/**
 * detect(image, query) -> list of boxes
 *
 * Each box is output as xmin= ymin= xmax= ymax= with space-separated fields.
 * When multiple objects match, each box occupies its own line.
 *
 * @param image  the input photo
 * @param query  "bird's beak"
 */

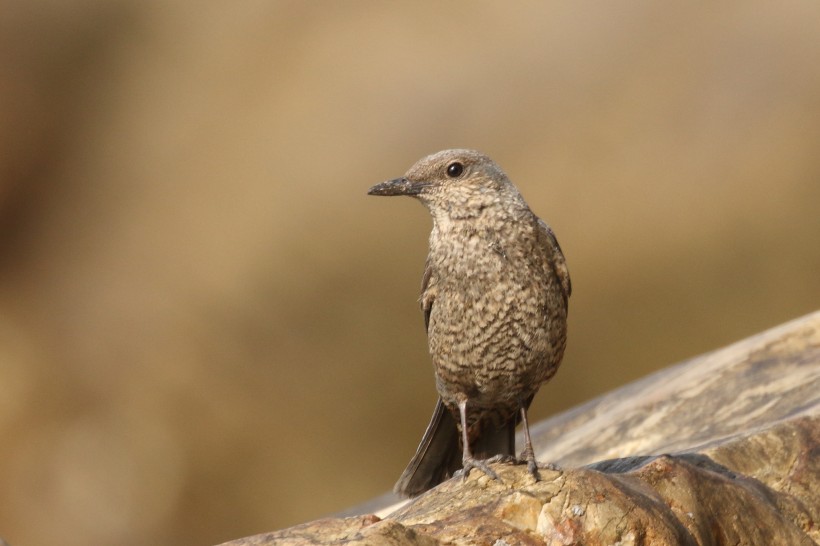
xmin=367 ymin=177 xmax=426 ymax=196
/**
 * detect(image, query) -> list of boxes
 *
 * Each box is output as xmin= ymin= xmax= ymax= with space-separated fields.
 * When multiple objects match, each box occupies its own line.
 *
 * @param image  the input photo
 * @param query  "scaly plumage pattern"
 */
xmin=368 ymin=149 xmax=570 ymax=497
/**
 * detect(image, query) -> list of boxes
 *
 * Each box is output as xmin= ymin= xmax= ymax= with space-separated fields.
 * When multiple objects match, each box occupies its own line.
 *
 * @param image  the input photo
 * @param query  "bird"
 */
xmin=368 ymin=149 xmax=571 ymax=497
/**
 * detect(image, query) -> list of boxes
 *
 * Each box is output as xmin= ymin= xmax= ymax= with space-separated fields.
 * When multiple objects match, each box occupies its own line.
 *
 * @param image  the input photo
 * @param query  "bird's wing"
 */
xmin=538 ymin=219 xmax=572 ymax=304
xmin=421 ymin=256 xmax=436 ymax=333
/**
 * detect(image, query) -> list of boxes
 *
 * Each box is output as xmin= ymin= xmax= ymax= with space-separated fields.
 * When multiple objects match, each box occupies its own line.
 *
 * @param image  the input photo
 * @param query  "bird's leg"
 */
xmin=519 ymin=404 xmax=540 ymax=479
xmin=518 ymin=402 xmax=558 ymax=481
xmin=454 ymin=399 xmax=501 ymax=483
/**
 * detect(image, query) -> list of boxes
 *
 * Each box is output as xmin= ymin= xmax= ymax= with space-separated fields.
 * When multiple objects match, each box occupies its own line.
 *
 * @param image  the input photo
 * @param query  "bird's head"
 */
xmin=368 ymin=149 xmax=524 ymax=220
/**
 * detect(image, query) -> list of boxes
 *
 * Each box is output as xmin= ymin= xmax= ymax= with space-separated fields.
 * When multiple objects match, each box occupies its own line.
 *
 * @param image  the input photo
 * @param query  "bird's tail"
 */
xmin=394 ymin=398 xmax=516 ymax=497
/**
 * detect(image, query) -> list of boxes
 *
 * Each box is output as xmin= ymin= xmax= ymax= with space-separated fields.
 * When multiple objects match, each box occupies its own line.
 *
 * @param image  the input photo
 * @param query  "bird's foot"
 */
xmin=516 ymin=446 xmax=560 ymax=482
xmin=454 ymin=456 xmax=501 ymax=483
xmin=526 ymin=459 xmax=560 ymax=480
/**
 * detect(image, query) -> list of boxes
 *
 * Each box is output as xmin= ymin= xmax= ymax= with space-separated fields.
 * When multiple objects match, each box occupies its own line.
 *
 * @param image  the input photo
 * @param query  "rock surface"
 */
xmin=220 ymin=311 xmax=820 ymax=545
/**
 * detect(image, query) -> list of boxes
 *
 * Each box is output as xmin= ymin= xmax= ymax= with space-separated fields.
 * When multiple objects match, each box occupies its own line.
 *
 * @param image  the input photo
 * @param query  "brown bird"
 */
xmin=368 ymin=149 xmax=571 ymax=497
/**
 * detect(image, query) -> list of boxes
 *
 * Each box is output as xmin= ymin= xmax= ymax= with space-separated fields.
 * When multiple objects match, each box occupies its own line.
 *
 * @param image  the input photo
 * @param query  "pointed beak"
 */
xmin=367 ymin=177 xmax=426 ymax=196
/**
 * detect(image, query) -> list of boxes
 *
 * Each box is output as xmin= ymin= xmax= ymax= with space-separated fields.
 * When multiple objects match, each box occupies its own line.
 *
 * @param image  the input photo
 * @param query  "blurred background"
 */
xmin=1 ymin=1 xmax=819 ymax=545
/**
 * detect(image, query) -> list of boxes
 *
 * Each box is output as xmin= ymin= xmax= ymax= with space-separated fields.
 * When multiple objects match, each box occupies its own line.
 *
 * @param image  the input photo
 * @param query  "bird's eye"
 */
xmin=446 ymin=162 xmax=464 ymax=178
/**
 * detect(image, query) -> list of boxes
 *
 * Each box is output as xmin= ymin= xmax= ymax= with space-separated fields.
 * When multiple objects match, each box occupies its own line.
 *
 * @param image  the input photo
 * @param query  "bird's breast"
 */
xmin=424 ymin=228 xmax=565 ymax=407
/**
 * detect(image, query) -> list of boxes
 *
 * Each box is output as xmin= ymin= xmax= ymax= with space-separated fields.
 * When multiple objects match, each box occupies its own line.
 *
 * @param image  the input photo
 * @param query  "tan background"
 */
xmin=1 ymin=2 xmax=819 ymax=545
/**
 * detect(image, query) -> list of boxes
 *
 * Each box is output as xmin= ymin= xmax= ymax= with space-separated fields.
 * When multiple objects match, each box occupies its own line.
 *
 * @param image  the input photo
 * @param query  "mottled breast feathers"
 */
xmin=420 ymin=215 xmax=570 ymax=335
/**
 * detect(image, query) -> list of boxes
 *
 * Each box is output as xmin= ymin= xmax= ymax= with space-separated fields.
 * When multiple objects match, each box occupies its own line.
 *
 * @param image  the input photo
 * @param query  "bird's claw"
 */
xmin=531 ymin=460 xmax=560 ymax=471
xmin=515 ymin=448 xmax=560 ymax=482
xmin=455 ymin=456 xmax=501 ymax=483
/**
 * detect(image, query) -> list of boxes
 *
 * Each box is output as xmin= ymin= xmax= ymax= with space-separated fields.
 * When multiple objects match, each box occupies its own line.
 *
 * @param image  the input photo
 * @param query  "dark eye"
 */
xmin=446 ymin=162 xmax=464 ymax=178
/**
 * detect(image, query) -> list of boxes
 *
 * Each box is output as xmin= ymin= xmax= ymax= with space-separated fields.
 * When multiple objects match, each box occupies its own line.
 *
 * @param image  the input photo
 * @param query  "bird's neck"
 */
xmin=429 ymin=205 xmax=529 ymax=256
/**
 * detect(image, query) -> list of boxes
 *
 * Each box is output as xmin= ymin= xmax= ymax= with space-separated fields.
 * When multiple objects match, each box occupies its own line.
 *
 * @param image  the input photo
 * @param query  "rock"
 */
xmin=219 ymin=311 xmax=820 ymax=545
